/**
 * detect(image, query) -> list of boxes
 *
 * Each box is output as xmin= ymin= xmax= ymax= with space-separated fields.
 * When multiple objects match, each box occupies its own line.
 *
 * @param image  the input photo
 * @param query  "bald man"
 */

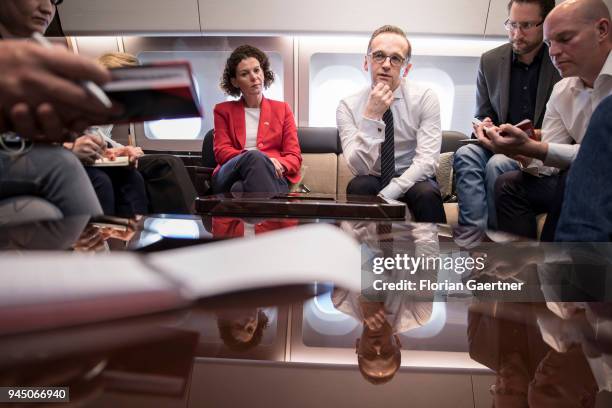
xmin=473 ymin=0 xmax=612 ymax=240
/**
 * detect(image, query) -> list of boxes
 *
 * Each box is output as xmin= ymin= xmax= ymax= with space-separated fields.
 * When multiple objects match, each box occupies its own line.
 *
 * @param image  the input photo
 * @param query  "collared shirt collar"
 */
xmin=393 ymin=79 xmax=406 ymax=100
xmin=596 ymin=49 xmax=612 ymax=82
xmin=571 ymin=50 xmax=612 ymax=92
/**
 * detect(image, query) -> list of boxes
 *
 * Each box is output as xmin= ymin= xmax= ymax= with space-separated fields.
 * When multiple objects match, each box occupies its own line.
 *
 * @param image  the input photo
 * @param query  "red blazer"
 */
xmin=213 ymin=97 xmax=302 ymax=184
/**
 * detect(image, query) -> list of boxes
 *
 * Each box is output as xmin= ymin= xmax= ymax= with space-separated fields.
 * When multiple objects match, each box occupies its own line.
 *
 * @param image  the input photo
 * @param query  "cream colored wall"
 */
xmin=60 ymin=0 xmax=492 ymax=37
xmin=190 ymin=359 xmax=488 ymax=408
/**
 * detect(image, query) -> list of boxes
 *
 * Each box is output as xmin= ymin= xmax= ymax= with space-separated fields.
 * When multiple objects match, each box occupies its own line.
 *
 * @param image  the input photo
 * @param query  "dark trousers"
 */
xmin=85 ymin=166 xmax=148 ymax=217
xmin=138 ymin=154 xmax=197 ymax=214
xmin=212 ymin=150 xmax=288 ymax=194
xmin=346 ymin=175 xmax=446 ymax=223
xmin=495 ymin=170 xmax=568 ymax=241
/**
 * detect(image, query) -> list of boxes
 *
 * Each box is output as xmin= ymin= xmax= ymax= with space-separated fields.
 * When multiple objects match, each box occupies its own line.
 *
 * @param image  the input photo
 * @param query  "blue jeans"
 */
xmin=556 ymin=94 xmax=612 ymax=242
xmin=453 ymin=144 xmax=519 ymax=229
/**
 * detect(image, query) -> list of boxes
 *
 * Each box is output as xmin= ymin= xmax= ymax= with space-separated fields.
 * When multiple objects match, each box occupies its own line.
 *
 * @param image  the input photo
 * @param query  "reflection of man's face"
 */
xmin=356 ymin=321 xmax=401 ymax=381
xmin=0 ymin=0 xmax=56 ymax=37
xmin=365 ymin=32 xmax=409 ymax=91
xmin=492 ymin=352 xmax=530 ymax=408
xmin=528 ymin=348 xmax=597 ymax=408
xmin=508 ymin=2 xmax=544 ymax=56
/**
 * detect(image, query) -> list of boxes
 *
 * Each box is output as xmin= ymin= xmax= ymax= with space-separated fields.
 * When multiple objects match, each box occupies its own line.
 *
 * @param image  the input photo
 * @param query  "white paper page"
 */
xmin=103 ymin=65 xmax=192 ymax=92
xmin=148 ymin=224 xmax=362 ymax=299
xmin=0 ymin=253 xmax=176 ymax=306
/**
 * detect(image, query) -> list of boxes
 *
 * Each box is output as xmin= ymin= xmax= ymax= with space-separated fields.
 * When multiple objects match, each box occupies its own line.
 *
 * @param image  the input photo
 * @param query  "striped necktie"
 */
xmin=381 ymin=108 xmax=395 ymax=188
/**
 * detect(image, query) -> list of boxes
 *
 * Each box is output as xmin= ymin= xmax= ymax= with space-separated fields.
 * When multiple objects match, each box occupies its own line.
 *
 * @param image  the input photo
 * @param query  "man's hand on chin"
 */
xmin=364 ymin=82 xmax=393 ymax=121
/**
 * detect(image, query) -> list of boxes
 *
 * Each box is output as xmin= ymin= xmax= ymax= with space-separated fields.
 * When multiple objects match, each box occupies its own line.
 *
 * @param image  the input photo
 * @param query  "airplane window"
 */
xmin=309 ymin=54 xmax=369 ymax=127
xmin=138 ymin=51 xmax=284 ymax=140
xmin=308 ymin=53 xmax=480 ymax=135
xmin=409 ymin=67 xmax=454 ymax=131
xmin=143 ymin=217 xmax=206 ymax=239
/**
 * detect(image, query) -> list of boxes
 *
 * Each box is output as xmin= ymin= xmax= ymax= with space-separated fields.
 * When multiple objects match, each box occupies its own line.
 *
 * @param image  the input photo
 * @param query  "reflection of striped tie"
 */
xmin=381 ymin=108 xmax=395 ymax=188
xmin=377 ymin=222 xmax=394 ymax=257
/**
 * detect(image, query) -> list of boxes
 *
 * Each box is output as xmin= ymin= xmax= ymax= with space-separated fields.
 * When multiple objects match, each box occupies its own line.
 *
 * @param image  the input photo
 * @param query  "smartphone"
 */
xmin=515 ymin=119 xmax=536 ymax=140
xmin=501 ymin=119 xmax=536 ymax=139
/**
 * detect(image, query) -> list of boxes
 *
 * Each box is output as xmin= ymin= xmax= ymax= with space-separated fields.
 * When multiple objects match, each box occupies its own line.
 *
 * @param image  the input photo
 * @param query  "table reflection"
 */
xmin=1 ymin=215 xmax=612 ymax=405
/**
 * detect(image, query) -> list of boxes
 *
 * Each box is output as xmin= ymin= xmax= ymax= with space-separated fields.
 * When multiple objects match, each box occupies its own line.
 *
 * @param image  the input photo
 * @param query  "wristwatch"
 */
xmin=0 ymin=131 xmax=28 ymax=155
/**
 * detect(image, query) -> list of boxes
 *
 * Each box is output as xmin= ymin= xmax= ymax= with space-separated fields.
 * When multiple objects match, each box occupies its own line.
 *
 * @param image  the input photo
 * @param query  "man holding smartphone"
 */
xmin=476 ymin=0 xmax=612 ymax=240
xmin=453 ymin=0 xmax=560 ymax=230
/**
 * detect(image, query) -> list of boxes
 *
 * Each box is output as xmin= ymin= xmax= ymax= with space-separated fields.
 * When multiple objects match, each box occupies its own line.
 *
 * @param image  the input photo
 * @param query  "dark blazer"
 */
xmin=475 ymin=43 xmax=561 ymax=128
xmin=213 ymin=97 xmax=302 ymax=184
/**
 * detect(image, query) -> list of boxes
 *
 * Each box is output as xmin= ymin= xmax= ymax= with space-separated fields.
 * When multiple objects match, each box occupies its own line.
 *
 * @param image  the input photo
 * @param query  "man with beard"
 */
xmin=453 ymin=0 xmax=560 ymax=230
xmin=484 ymin=0 xmax=612 ymax=241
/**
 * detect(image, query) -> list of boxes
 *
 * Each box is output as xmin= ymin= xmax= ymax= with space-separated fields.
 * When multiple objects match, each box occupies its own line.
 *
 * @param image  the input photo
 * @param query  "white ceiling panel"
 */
xmin=58 ymin=0 xmax=201 ymax=35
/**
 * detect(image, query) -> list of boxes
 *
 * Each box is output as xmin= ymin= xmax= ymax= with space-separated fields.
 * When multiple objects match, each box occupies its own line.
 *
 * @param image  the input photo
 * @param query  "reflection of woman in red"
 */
xmin=212 ymin=45 xmax=302 ymax=193
xmin=212 ymin=217 xmax=299 ymax=239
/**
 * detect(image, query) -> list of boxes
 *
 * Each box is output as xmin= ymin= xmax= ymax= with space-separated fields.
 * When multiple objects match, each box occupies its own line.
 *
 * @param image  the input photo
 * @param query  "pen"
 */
xmin=89 ymin=126 xmax=122 ymax=148
xmin=31 ymin=32 xmax=113 ymax=109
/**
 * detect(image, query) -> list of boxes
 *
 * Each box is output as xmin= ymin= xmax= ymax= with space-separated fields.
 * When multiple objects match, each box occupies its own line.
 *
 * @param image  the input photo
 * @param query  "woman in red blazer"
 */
xmin=212 ymin=45 xmax=302 ymax=193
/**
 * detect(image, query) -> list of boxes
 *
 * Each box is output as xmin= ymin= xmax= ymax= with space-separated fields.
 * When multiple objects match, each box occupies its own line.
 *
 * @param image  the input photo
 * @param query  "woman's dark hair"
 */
xmin=220 ymin=45 xmax=275 ymax=97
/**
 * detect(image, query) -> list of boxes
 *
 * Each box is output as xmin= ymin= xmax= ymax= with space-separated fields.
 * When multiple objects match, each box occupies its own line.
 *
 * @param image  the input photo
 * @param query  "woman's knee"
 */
xmin=240 ymin=150 xmax=270 ymax=168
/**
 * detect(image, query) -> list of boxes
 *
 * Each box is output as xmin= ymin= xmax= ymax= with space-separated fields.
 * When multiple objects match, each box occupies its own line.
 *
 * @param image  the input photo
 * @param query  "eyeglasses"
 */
xmin=51 ymin=0 xmax=63 ymax=5
xmin=504 ymin=18 xmax=543 ymax=32
xmin=356 ymin=334 xmax=402 ymax=359
xmin=368 ymin=51 xmax=408 ymax=67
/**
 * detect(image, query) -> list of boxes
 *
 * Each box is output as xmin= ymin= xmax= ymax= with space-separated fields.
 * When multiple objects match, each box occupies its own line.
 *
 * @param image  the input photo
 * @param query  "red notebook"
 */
xmin=102 ymin=61 xmax=202 ymax=124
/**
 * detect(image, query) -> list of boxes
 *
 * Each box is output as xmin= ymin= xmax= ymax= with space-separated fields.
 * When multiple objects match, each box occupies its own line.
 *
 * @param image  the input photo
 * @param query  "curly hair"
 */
xmin=220 ymin=45 xmax=275 ymax=97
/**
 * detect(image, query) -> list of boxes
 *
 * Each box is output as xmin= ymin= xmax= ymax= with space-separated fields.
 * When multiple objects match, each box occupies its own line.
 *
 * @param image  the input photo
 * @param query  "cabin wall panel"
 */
xmin=485 ymin=0 xmax=510 ymax=37
xmin=199 ymin=0 xmax=490 ymax=36
xmin=485 ymin=0 xmax=570 ymax=38
xmin=58 ymin=0 xmax=201 ymax=35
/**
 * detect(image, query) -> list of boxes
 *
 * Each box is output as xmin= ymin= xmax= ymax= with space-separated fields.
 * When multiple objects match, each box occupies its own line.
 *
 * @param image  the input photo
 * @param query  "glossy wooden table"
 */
xmin=195 ymin=193 xmax=406 ymax=220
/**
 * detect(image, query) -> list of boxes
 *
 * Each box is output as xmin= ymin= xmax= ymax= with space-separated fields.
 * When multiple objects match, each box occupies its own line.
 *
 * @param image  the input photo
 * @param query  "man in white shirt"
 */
xmin=474 ymin=0 xmax=612 ymax=240
xmin=336 ymin=25 xmax=446 ymax=223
